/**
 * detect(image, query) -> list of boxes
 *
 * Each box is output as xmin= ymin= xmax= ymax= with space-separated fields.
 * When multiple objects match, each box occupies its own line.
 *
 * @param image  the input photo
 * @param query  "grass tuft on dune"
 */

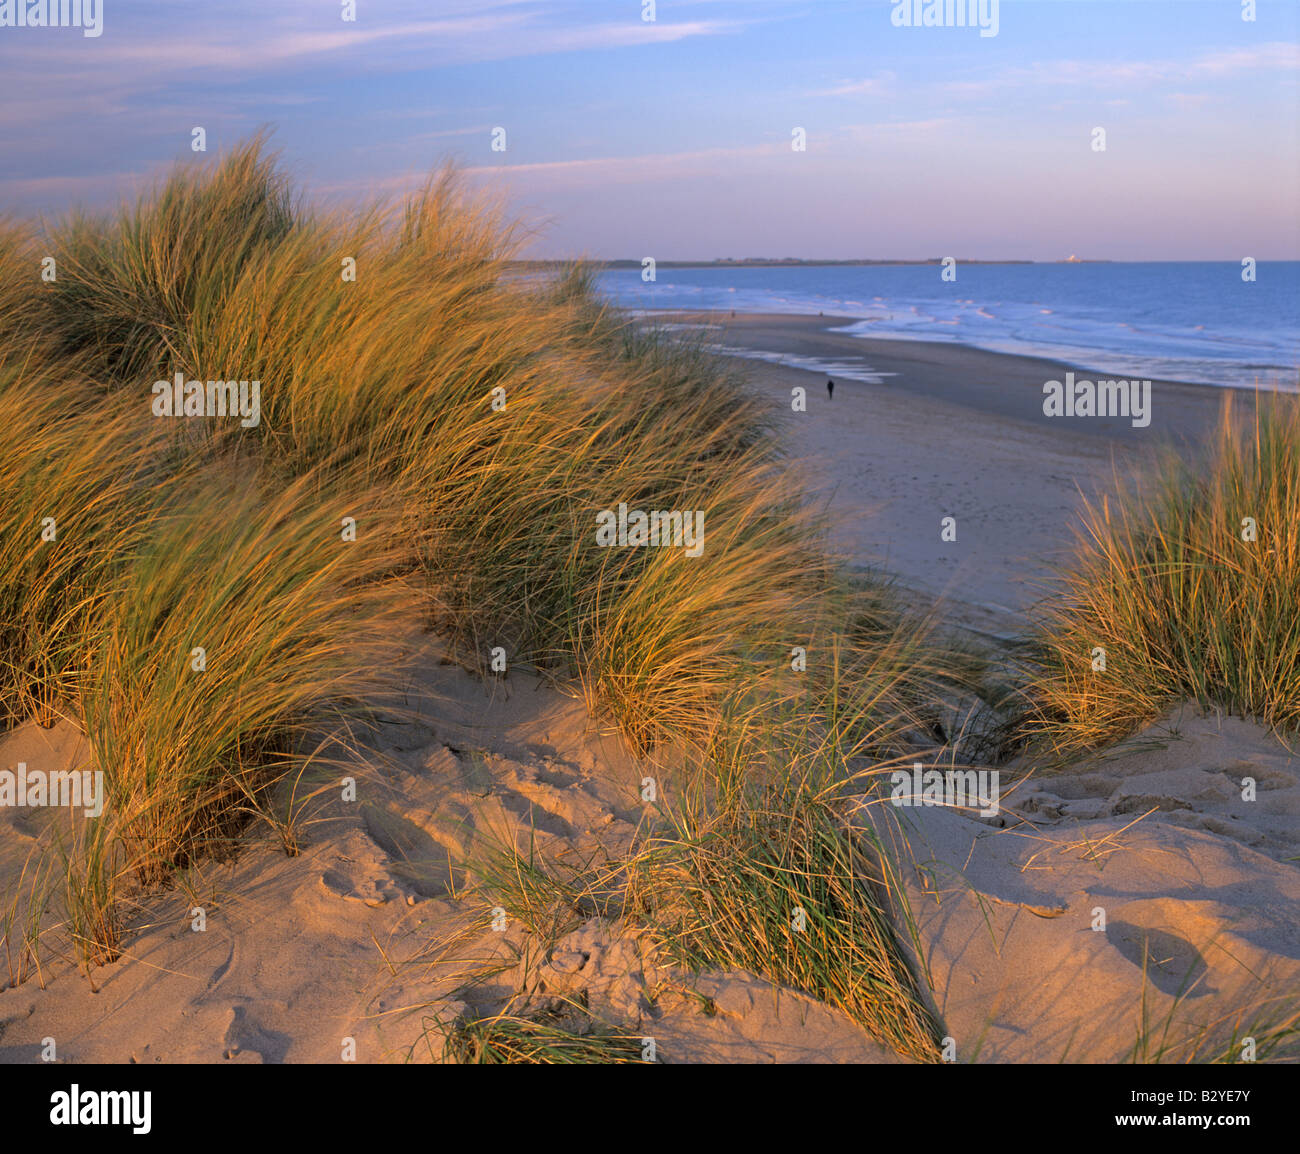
xmin=1026 ymin=396 xmax=1300 ymax=754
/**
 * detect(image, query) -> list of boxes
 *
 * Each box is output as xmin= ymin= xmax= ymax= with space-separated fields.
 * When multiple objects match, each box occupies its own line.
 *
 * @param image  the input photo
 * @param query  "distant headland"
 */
xmin=510 ymin=257 xmax=1113 ymax=269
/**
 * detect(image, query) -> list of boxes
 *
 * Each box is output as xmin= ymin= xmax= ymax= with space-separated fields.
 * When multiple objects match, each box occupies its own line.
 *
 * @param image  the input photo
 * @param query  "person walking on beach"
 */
xmin=827 ymin=377 xmax=834 ymax=400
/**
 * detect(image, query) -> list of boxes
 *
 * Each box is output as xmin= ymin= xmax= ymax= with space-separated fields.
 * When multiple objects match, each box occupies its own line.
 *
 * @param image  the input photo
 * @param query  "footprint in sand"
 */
xmin=222 ymin=1004 xmax=291 ymax=1063
xmin=319 ymin=862 xmax=401 ymax=907
xmin=1105 ymin=922 xmax=1213 ymax=998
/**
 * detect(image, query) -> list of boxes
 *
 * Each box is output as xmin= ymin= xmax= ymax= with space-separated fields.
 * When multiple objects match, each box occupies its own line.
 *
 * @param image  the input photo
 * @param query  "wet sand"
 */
xmin=648 ymin=311 xmax=1239 ymax=634
xmin=657 ymin=310 xmax=1230 ymax=443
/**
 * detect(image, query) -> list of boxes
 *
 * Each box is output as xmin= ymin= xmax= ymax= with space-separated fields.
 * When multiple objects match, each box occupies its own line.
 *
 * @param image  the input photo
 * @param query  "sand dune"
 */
xmin=2 ymin=319 xmax=1295 ymax=1064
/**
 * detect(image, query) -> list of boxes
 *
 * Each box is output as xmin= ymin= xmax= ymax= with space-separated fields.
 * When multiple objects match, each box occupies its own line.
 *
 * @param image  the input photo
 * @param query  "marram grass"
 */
xmin=1026 ymin=396 xmax=1300 ymax=754
xmin=628 ymin=697 xmax=948 ymax=1065
xmin=78 ymin=463 xmax=406 ymax=883
xmin=433 ymin=1005 xmax=647 ymax=1065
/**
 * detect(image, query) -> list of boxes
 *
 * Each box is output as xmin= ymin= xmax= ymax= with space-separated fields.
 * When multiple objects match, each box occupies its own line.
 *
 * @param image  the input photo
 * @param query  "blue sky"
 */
xmin=1 ymin=0 xmax=1296 ymax=259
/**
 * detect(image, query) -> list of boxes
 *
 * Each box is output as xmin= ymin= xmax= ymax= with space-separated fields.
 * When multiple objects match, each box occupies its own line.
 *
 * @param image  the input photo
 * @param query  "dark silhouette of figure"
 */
xmin=827 ymin=377 xmax=834 ymax=400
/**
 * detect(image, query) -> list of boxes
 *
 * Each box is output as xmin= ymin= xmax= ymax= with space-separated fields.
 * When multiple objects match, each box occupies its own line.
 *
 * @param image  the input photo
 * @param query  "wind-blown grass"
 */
xmin=0 ymin=138 xmax=972 ymax=1052
xmin=1025 ymin=396 xmax=1300 ymax=753
xmin=626 ymin=639 xmax=951 ymax=1065
xmin=41 ymin=132 xmax=295 ymax=385
xmin=0 ymin=376 xmax=165 ymax=728
xmin=79 ymin=465 xmax=405 ymax=884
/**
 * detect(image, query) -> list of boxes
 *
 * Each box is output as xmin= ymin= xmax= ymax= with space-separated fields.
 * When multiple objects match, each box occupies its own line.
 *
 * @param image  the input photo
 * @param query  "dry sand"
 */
xmin=866 ymin=705 xmax=1300 ymax=1063
xmin=0 ymin=630 xmax=899 ymax=1064
xmin=1 ymin=315 xmax=1295 ymax=1064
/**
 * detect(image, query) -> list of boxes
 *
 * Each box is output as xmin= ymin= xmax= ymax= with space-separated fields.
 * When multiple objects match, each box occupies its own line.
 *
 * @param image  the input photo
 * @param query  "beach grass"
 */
xmin=40 ymin=132 xmax=296 ymax=387
xmin=432 ymin=1003 xmax=648 ymax=1064
xmin=0 ymin=845 xmax=52 ymax=991
xmin=628 ymin=698 xmax=947 ymax=1064
xmin=0 ymin=379 xmax=162 ymax=729
xmin=78 ymin=465 xmax=405 ymax=886
xmin=1026 ymin=396 xmax=1300 ymax=754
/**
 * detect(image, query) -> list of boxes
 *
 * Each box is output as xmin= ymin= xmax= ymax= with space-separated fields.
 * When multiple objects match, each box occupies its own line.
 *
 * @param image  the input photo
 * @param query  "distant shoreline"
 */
xmin=628 ymin=304 xmax=1300 ymax=397
xmin=643 ymin=310 xmax=1231 ymax=629
xmin=638 ymin=308 xmax=1247 ymax=443
xmin=510 ymin=258 xmax=1108 ymax=269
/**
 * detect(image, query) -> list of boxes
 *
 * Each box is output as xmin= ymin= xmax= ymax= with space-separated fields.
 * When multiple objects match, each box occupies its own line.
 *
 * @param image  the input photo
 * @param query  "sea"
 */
xmin=596 ymin=262 xmax=1300 ymax=391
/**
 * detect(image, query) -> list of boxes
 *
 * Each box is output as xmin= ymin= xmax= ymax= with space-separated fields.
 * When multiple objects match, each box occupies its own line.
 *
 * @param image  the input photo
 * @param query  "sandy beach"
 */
xmin=654 ymin=311 xmax=1233 ymax=634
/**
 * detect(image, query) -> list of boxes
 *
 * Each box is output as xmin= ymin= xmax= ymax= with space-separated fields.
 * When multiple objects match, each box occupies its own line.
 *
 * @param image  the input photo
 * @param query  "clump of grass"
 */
xmin=630 ymin=680 xmax=947 ymax=1065
xmin=0 ymin=377 xmax=165 ymax=729
xmin=172 ymin=164 xmax=560 ymax=471
xmin=633 ymin=778 xmax=944 ymax=1063
xmin=79 ymin=463 xmax=404 ymax=882
xmin=1025 ymin=396 xmax=1300 ymax=754
xmin=433 ymin=1003 xmax=647 ymax=1064
xmin=57 ymin=819 xmax=126 ymax=972
xmin=826 ymin=576 xmax=1001 ymax=761
xmin=463 ymin=821 xmax=626 ymax=944
xmin=42 ymin=131 xmax=295 ymax=385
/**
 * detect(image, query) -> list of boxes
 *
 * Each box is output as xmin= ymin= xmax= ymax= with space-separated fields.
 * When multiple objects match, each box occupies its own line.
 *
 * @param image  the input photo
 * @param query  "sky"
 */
xmin=0 ymin=0 xmax=1297 ymax=260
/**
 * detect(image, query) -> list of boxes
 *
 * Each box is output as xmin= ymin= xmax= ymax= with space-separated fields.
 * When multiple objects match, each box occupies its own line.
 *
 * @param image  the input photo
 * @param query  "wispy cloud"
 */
xmin=1192 ymin=42 xmax=1300 ymax=75
xmin=465 ymin=141 xmax=784 ymax=185
xmin=1 ymin=6 xmax=741 ymax=76
xmin=311 ymin=141 xmax=786 ymax=200
xmin=811 ymin=72 xmax=897 ymax=97
xmin=0 ymin=2 xmax=751 ymax=179
xmin=940 ymin=41 xmax=1300 ymax=97
xmin=0 ymin=168 xmax=159 ymax=204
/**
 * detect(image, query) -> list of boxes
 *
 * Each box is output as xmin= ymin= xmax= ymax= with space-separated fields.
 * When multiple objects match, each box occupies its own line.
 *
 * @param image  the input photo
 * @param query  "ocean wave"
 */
xmin=600 ymin=265 xmax=1300 ymax=391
